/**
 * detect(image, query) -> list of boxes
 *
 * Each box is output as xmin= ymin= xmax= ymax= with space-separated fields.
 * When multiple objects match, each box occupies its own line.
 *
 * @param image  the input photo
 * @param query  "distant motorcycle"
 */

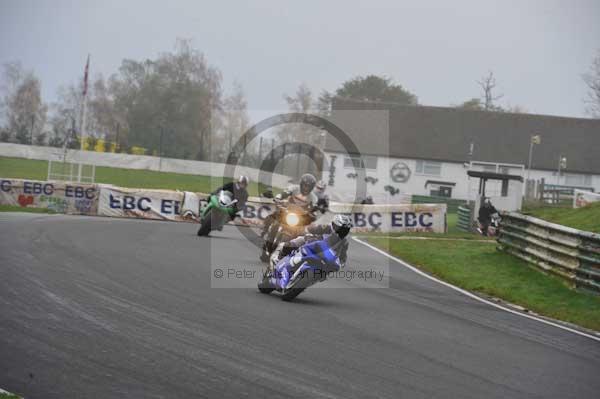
xmin=197 ymin=190 xmax=237 ymax=236
xmin=258 ymin=236 xmax=343 ymax=301
xmin=260 ymin=201 xmax=316 ymax=262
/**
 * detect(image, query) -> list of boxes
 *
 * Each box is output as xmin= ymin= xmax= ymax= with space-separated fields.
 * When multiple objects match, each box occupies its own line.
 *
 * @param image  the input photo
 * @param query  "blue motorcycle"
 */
xmin=258 ymin=235 xmax=343 ymax=301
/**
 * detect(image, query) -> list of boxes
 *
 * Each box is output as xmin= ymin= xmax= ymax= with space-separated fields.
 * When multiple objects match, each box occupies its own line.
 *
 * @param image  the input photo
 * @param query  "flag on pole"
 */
xmin=531 ymin=135 xmax=541 ymax=145
xmin=82 ymin=55 xmax=90 ymax=97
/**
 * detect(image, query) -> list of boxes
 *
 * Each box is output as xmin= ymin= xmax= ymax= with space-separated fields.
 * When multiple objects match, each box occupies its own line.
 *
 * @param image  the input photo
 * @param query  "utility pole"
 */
xmin=527 ymin=134 xmax=541 ymax=198
xmin=527 ymin=135 xmax=541 ymax=181
xmin=296 ymin=143 xmax=301 ymax=179
xmin=159 ymin=125 xmax=164 ymax=171
xmin=30 ymin=115 xmax=35 ymax=145
xmin=271 ymin=139 xmax=275 ymax=167
xmin=557 ymin=155 xmax=567 ymax=186
xmin=242 ymin=133 xmax=247 ymax=164
xmin=115 ymin=123 xmax=120 ymax=152
xmin=77 ymin=54 xmax=90 ymax=183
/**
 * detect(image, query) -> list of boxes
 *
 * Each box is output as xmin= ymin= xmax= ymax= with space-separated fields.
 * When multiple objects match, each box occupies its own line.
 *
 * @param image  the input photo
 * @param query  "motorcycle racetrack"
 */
xmin=1 ymin=213 xmax=599 ymax=398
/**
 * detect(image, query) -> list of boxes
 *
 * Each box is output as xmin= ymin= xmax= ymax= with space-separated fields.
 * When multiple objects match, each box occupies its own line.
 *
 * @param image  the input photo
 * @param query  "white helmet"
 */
xmin=237 ymin=175 xmax=249 ymax=188
xmin=331 ymin=214 xmax=353 ymax=239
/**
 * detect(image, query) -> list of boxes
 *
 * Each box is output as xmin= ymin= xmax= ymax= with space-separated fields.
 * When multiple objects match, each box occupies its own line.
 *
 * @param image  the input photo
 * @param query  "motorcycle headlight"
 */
xmin=285 ymin=212 xmax=300 ymax=226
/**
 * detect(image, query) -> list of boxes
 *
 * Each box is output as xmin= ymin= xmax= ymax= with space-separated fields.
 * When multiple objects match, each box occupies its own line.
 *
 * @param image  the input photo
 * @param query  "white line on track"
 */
xmin=355 ymin=235 xmax=494 ymax=243
xmin=353 ymin=237 xmax=600 ymax=343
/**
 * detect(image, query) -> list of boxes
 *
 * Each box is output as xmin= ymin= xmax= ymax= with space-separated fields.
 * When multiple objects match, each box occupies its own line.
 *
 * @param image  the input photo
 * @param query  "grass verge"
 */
xmin=0 ymin=156 xmax=275 ymax=195
xmin=522 ymin=202 xmax=600 ymax=233
xmin=0 ymin=390 xmax=23 ymax=399
xmin=366 ymin=237 xmax=600 ymax=331
xmin=0 ymin=204 xmax=55 ymax=213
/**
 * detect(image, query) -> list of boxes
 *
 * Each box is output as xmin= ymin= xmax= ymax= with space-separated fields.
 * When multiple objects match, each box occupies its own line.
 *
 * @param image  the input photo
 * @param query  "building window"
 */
xmin=416 ymin=160 xmax=442 ymax=176
xmin=343 ymin=155 xmax=377 ymax=170
xmin=565 ymin=173 xmax=593 ymax=187
xmin=430 ymin=186 xmax=452 ymax=197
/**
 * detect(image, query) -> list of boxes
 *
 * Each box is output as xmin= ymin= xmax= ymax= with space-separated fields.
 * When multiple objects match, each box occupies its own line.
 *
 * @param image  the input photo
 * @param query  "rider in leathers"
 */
xmin=270 ymin=214 xmax=352 ymax=269
xmin=260 ymin=173 xmax=318 ymax=238
xmin=210 ymin=176 xmax=249 ymax=221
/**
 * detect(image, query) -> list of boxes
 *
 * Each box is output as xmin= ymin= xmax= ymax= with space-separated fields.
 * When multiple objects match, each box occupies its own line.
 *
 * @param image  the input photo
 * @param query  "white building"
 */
xmin=322 ymin=98 xmax=600 ymax=205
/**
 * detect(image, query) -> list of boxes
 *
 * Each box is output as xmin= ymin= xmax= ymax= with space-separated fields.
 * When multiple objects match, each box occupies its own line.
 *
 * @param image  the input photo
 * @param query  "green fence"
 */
xmin=457 ymin=205 xmax=473 ymax=232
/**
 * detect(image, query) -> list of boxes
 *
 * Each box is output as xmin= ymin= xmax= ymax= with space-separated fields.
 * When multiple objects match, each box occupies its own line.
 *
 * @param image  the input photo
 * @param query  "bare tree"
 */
xmin=280 ymin=83 xmax=324 ymax=177
xmin=107 ymin=38 xmax=223 ymax=159
xmin=217 ymin=81 xmax=250 ymax=161
xmin=285 ymin=83 xmax=313 ymax=113
xmin=281 ymin=83 xmax=320 ymax=143
xmin=583 ymin=50 xmax=600 ymax=118
xmin=1 ymin=62 xmax=47 ymax=144
xmin=0 ymin=61 xmax=23 ymax=123
xmin=50 ymin=82 xmax=83 ymax=148
xmin=316 ymin=90 xmax=333 ymax=117
xmin=456 ymin=73 xmax=526 ymax=113
xmin=477 ymin=71 xmax=504 ymax=111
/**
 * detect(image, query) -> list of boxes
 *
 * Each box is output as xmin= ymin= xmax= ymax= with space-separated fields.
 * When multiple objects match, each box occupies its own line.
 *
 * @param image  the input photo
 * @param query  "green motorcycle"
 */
xmin=197 ymin=190 xmax=238 ymax=236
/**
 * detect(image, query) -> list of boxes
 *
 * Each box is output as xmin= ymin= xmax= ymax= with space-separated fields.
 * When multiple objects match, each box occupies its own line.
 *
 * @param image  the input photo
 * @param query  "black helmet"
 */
xmin=331 ymin=214 xmax=353 ymax=239
xmin=299 ymin=173 xmax=316 ymax=196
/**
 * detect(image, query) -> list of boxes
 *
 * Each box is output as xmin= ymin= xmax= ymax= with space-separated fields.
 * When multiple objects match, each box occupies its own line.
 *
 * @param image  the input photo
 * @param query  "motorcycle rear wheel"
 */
xmin=281 ymin=272 xmax=309 ymax=301
xmin=281 ymin=288 xmax=305 ymax=301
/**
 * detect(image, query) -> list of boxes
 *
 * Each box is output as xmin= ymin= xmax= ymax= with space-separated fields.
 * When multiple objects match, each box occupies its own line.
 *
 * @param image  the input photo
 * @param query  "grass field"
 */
xmin=0 ymin=156 xmax=273 ymax=195
xmin=523 ymin=202 xmax=600 ymax=233
xmin=367 ymin=237 xmax=600 ymax=331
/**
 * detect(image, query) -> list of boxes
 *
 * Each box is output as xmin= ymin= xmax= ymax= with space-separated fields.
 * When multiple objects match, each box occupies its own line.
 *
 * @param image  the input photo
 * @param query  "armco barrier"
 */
xmin=1 ymin=177 xmax=448 ymax=233
xmin=497 ymin=212 xmax=600 ymax=294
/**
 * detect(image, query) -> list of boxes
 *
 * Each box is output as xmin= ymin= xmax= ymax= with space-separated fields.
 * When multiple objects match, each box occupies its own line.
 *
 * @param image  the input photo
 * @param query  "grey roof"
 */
xmin=467 ymin=170 xmax=524 ymax=182
xmin=326 ymin=97 xmax=600 ymax=174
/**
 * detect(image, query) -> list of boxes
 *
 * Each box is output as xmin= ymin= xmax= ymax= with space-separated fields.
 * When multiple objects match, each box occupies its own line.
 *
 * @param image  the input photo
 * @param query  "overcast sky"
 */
xmin=1 ymin=0 xmax=599 ymax=119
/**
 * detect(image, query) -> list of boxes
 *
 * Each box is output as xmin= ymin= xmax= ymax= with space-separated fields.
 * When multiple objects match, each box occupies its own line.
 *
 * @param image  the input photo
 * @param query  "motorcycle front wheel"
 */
xmin=197 ymin=209 xmax=213 ymax=236
xmin=258 ymin=274 xmax=275 ymax=294
xmin=259 ymin=224 xmax=278 ymax=262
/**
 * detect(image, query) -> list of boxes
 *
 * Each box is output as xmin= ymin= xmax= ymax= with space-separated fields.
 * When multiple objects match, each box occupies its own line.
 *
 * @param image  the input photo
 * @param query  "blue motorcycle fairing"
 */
xmin=269 ymin=236 xmax=342 ymax=290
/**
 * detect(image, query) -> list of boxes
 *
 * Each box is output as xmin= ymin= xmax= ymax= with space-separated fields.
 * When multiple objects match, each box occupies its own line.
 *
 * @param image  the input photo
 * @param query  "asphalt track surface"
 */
xmin=1 ymin=213 xmax=600 ymax=399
